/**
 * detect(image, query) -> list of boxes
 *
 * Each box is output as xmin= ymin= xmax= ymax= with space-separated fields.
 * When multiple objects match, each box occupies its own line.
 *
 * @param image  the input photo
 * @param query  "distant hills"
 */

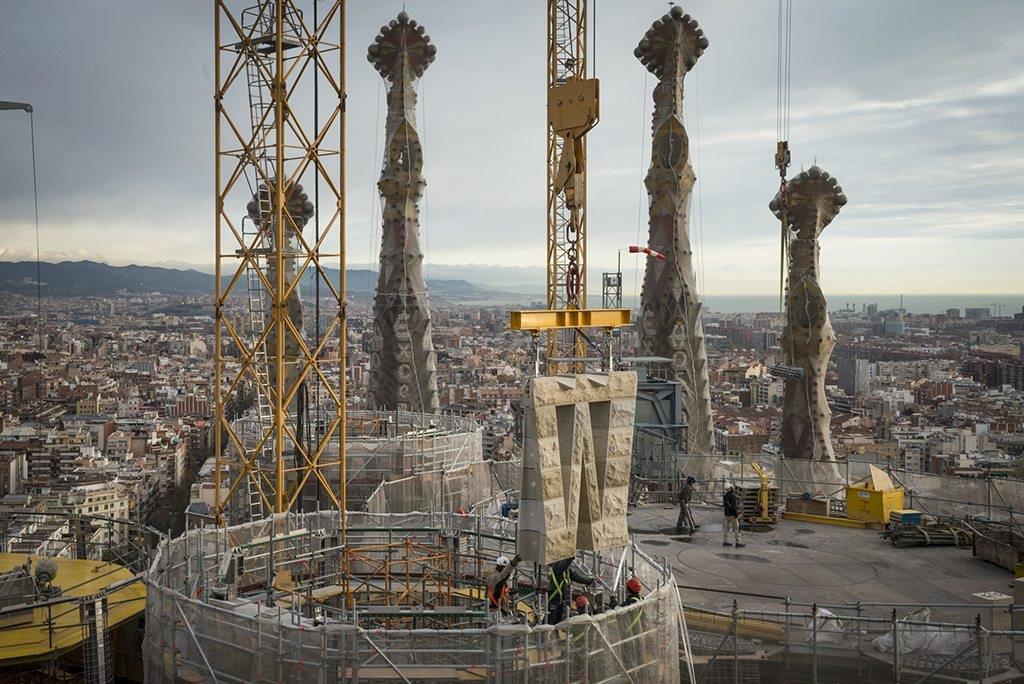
xmin=0 ymin=260 xmax=541 ymax=303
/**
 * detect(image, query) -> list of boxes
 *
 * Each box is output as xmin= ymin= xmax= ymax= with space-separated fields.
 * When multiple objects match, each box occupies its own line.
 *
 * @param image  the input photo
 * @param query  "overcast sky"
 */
xmin=1 ymin=1 xmax=1022 ymax=296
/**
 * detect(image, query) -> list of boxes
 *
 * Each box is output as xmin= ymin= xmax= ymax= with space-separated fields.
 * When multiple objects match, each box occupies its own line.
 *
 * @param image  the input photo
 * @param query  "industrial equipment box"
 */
xmin=889 ymin=509 xmax=922 ymax=525
xmin=845 ymin=483 xmax=904 ymax=523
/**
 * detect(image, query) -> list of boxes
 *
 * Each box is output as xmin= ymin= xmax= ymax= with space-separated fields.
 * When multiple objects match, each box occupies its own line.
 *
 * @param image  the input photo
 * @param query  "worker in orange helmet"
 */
xmin=620 ymin=576 xmax=645 ymax=662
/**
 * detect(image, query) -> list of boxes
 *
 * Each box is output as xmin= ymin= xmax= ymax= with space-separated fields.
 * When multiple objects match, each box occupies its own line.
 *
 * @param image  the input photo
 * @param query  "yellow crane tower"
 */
xmin=212 ymin=0 xmax=347 ymax=523
xmin=512 ymin=1 xmax=630 ymax=369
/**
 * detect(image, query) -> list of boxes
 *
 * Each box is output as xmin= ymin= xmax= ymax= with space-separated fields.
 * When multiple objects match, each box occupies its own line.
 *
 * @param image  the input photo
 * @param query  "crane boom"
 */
xmin=0 ymin=101 xmax=33 ymax=112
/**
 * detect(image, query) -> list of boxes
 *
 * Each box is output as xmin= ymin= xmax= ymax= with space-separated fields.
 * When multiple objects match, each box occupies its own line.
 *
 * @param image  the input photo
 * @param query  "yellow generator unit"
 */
xmin=845 ymin=465 xmax=904 ymax=524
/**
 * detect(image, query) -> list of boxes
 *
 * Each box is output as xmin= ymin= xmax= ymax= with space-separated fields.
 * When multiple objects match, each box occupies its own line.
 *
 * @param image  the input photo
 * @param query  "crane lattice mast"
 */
xmin=546 ymin=0 xmax=598 ymax=372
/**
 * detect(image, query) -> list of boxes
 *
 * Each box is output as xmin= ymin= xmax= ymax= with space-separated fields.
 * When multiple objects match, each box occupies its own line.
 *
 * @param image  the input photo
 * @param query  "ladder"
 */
xmin=240 ymin=4 xmax=278 ymax=523
xmin=80 ymin=597 xmax=112 ymax=684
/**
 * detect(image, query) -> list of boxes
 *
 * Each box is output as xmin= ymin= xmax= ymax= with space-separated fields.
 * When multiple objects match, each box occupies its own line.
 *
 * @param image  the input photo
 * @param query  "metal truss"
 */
xmin=214 ymin=0 xmax=347 ymax=520
xmin=546 ymin=0 xmax=590 ymax=370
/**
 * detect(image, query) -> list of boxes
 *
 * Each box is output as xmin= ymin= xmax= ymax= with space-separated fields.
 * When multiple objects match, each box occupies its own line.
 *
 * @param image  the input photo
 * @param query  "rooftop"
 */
xmin=628 ymin=502 xmax=1012 ymax=624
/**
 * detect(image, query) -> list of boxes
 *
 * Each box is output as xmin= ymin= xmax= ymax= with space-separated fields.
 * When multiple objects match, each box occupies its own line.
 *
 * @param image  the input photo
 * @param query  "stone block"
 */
xmin=516 ymin=371 xmax=638 ymax=564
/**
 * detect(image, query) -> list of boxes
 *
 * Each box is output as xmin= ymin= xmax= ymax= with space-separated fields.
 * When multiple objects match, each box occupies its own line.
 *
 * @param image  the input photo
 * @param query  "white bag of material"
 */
xmin=805 ymin=607 xmax=846 ymax=645
xmin=872 ymin=608 xmax=972 ymax=655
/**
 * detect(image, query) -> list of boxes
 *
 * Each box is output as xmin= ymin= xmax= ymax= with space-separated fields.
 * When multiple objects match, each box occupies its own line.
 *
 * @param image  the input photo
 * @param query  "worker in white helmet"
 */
xmin=486 ymin=553 xmax=521 ymax=619
xmin=722 ymin=483 xmax=744 ymax=547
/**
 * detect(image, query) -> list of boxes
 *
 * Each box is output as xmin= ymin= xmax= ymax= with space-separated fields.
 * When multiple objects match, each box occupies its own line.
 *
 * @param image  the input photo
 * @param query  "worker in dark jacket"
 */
xmin=546 ymin=556 xmax=595 ymax=624
xmin=722 ymin=483 xmax=744 ymax=547
xmin=487 ymin=554 xmax=521 ymax=618
xmin=676 ymin=476 xmax=699 ymax=533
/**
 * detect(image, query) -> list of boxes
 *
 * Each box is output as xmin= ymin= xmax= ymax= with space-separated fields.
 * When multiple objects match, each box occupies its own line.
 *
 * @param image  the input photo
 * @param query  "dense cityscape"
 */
xmin=2 ymin=286 xmax=1022 ymax=545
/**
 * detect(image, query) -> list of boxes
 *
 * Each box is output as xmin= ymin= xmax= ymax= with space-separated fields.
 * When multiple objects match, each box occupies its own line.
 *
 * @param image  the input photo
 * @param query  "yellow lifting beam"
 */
xmin=509 ymin=308 xmax=631 ymax=332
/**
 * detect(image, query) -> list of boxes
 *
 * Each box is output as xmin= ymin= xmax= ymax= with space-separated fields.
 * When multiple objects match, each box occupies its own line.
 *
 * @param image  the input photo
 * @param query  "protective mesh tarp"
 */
xmin=364 ymin=459 xmax=521 ymax=515
xmin=143 ymin=511 xmax=680 ymax=683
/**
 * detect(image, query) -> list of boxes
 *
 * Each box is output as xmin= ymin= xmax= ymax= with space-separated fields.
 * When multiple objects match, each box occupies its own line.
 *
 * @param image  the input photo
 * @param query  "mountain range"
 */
xmin=0 ymin=260 xmax=543 ymax=303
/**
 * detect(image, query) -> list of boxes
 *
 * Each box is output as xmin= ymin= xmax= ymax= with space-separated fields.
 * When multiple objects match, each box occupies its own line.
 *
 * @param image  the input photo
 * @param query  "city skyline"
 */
xmin=1 ymin=0 xmax=1022 ymax=295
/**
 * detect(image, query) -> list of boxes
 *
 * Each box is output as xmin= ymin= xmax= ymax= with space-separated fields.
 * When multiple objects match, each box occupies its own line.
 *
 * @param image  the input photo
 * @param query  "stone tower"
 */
xmin=246 ymin=181 xmax=314 ymax=410
xmin=367 ymin=12 xmax=439 ymax=413
xmin=770 ymin=165 xmax=847 ymax=463
xmin=634 ymin=7 xmax=715 ymax=472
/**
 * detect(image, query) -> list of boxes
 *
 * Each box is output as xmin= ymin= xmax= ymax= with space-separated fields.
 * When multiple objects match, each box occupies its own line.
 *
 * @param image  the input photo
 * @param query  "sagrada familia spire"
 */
xmin=770 ymin=166 xmax=847 ymax=464
xmin=635 ymin=8 xmax=715 ymax=471
xmin=246 ymin=181 xmax=313 ymax=412
xmin=367 ymin=12 xmax=439 ymax=413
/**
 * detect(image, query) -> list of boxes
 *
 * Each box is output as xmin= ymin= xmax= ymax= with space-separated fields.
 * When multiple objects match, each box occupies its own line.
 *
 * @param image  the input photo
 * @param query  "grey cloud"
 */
xmin=0 ymin=0 xmax=1021 ymax=295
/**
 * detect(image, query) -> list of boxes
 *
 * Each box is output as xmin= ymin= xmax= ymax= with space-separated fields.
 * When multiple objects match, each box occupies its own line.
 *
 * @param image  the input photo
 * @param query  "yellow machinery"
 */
xmin=749 ymin=461 xmax=777 ymax=524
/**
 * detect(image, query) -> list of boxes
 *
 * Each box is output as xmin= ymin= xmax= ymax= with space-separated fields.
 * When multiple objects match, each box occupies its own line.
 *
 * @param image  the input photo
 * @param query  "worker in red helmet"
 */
xmin=573 ymin=594 xmax=591 ymax=616
xmin=622 ymin=577 xmax=643 ymax=607
xmin=620 ymin=576 xmax=645 ymax=663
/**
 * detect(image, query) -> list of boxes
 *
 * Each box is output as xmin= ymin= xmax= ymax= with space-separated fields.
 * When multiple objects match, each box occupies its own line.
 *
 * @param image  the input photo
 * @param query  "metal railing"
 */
xmin=630 ymin=452 xmax=1024 ymax=527
xmin=686 ymin=598 xmax=1024 ymax=683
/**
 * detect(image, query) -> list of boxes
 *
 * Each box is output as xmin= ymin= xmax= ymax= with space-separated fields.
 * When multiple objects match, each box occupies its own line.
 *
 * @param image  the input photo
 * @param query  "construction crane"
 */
xmin=0 ymin=101 xmax=43 ymax=352
xmin=768 ymin=0 xmax=806 ymax=382
xmin=544 ymin=0 xmax=600 ymax=373
xmin=511 ymin=2 xmax=629 ymax=371
xmin=212 ymin=0 xmax=347 ymax=524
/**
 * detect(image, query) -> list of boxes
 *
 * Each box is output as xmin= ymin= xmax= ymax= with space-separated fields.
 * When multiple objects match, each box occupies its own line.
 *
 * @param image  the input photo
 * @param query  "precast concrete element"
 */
xmin=770 ymin=165 xmax=847 ymax=462
xmin=246 ymin=181 xmax=314 ymax=407
xmin=518 ymin=372 xmax=637 ymax=565
xmin=367 ymin=12 xmax=439 ymax=413
xmin=634 ymin=7 xmax=715 ymax=472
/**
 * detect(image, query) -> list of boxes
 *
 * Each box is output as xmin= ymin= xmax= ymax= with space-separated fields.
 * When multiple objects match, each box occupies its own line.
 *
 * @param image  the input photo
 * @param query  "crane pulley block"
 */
xmin=775 ymin=140 xmax=791 ymax=174
xmin=548 ymin=77 xmax=599 ymax=138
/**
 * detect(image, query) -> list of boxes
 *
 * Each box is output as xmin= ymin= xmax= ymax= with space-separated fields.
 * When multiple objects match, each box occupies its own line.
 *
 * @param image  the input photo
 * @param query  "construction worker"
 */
xmin=568 ymin=594 xmax=593 ymax=676
xmin=621 ymin=576 xmax=643 ymax=606
xmin=722 ymin=483 xmax=745 ymax=548
xmin=546 ymin=556 xmax=595 ymax=625
xmin=619 ymin=577 xmax=645 ymax=664
xmin=573 ymin=594 xmax=591 ymax=616
xmin=676 ymin=475 xmax=699 ymax=533
xmin=486 ymin=554 xmax=521 ymax=619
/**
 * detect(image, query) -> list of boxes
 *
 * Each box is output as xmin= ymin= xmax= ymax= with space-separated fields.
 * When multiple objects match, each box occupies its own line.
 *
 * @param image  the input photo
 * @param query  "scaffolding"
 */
xmin=143 ymin=511 xmax=682 ymax=682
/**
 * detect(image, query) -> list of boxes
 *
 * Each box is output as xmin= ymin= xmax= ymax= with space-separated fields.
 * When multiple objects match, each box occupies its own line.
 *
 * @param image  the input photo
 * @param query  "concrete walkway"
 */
xmin=628 ymin=502 xmax=1013 ymax=624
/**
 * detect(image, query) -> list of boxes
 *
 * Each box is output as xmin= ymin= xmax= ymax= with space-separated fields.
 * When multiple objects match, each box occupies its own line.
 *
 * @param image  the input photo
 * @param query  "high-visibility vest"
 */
xmin=549 ymin=568 xmax=567 ymax=600
xmin=488 ymin=579 xmax=508 ymax=610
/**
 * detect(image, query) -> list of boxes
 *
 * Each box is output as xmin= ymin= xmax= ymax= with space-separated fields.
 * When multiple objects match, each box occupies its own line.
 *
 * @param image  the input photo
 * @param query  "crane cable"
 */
xmin=29 ymin=110 xmax=43 ymax=353
xmin=776 ymin=0 xmax=793 ymax=318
